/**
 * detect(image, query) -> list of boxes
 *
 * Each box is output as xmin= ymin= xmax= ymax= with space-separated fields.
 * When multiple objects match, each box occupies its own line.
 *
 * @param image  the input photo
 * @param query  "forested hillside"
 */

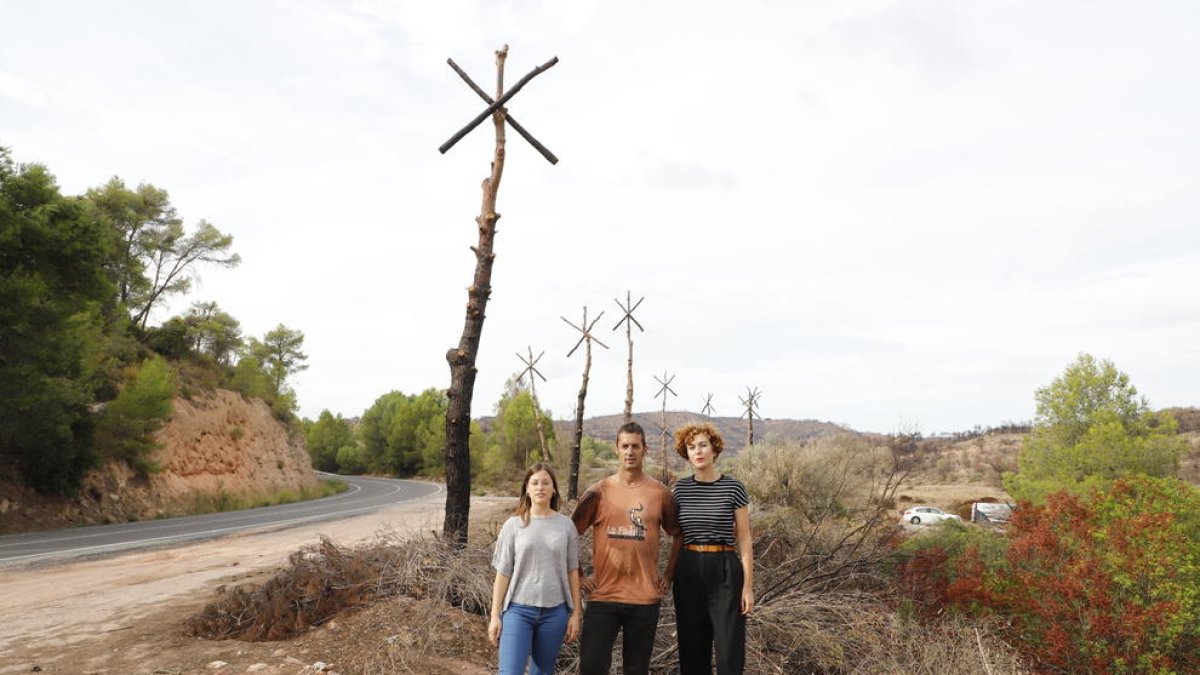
xmin=0 ymin=146 xmax=307 ymax=496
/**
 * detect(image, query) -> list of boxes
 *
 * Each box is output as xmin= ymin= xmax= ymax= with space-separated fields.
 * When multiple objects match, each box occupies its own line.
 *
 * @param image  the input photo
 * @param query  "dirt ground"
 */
xmin=0 ymin=491 xmax=513 ymax=675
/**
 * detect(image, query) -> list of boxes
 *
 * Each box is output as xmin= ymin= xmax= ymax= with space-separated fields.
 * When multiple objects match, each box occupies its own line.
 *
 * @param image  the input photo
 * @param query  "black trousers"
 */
xmin=672 ymin=549 xmax=745 ymax=675
xmin=579 ymin=600 xmax=661 ymax=675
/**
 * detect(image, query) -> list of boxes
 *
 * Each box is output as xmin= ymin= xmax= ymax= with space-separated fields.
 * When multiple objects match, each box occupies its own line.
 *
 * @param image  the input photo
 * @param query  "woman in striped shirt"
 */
xmin=669 ymin=422 xmax=753 ymax=674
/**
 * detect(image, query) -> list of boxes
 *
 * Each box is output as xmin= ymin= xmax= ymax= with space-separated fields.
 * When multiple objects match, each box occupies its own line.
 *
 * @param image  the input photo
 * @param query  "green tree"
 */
xmin=131 ymin=220 xmax=239 ymax=329
xmin=483 ymin=380 xmax=557 ymax=479
xmin=84 ymin=178 xmax=240 ymax=329
xmin=228 ymin=354 xmax=274 ymax=401
xmin=85 ymin=177 xmax=174 ymax=313
xmin=305 ymin=410 xmax=356 ymax=473
xmin=93 ymin=355 xmax=176 ymax=474
xmin=182 ymin=301 xmax=242 ymax=365
xmin=248 ymin=324 xmax=308 ymax=398
xmin=1004 ymin=354 xmax=1186 ymax=502
xmin=0 ymin=148 xmax=113 ymax=492
xmin=335 ymin=443 xmax=369 ymax=474
xmin=359 ymin=389 xmax=447 ymax=476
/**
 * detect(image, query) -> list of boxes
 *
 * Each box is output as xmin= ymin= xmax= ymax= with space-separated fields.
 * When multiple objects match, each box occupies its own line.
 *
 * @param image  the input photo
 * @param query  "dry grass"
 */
xmin=185 ymin=438 xmax=1030 ymax=673
xmin=185 ymin=529 xmax=493 ymax=642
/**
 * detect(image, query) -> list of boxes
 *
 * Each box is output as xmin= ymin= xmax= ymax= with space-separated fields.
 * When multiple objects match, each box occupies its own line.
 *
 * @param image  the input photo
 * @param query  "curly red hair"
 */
xmin=674 ymin=422 xmax=724 ymax=459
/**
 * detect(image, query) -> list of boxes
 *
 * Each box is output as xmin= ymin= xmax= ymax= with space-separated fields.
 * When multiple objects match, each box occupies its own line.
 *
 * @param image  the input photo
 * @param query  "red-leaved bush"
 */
xmin=947 ymin=477 xmax=1200 ymax=674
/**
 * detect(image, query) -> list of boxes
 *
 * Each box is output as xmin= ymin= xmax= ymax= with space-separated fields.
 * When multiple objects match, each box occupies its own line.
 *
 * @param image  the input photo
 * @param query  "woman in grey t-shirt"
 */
xmin=488 ymin=463 xmax=582 ymax=675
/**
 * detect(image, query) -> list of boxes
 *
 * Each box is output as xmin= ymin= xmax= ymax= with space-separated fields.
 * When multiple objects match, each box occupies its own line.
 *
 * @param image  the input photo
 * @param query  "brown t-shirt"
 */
xmin=571 ymin=475 xmax=681 ymax=605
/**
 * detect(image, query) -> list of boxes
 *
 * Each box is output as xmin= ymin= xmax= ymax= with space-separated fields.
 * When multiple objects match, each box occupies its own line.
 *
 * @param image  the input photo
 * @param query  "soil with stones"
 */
xmin=0 ymin=491 xmax=512 ymax=675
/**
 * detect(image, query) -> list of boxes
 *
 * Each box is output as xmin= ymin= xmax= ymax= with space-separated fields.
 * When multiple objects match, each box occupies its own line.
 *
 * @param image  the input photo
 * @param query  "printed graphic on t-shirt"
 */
xmin=606 ymin=502 xmax=647 ymax=540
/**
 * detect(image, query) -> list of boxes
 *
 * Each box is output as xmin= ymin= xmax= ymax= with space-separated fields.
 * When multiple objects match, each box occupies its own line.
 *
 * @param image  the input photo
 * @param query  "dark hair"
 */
xmin=515 ymin=463 xmax=561 ymax=525
xmin=674 ymin=422 xmax=725 ymax=459
xmin=616 ymin=421 xmax=647 ymax=447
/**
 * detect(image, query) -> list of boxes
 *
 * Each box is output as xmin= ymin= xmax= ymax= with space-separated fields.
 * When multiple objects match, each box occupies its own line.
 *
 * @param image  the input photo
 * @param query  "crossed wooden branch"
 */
xmin=740 ymin=386 xmax=763 ymax=447
xmin=440 ymin=55 xmax=559 ymax=163
xmin=701 ymin=393 xmax=715 ymax=417
xmin=654 ymin=371 xmax=677 ymax=481
xmin=612 ymin=292 xmax=646 ymax=334
xmin=739 ymin=387 xmax=762 ymax=420
xmin=517 ymin=346 xmax=552 ymax=463
xmin=562 ymin=308 xmax=609 ymax=357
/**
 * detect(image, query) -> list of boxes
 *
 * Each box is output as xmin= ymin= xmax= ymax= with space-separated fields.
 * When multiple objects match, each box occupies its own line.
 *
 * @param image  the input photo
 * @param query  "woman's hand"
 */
xmin=740 ymin=587 xmax=755 ymax=615
xmin=656 ymin=572 xmax=673 ymax=594
xmin=488 ymin=616 xmax=502 ymax=646
xmin=565 ymin=609 xmax=583 ymax=643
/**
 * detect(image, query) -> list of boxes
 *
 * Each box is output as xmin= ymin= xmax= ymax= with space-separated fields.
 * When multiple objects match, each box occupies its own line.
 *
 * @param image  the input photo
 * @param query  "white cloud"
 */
xmin=3 ymin=0 xmax=1198 ymax=433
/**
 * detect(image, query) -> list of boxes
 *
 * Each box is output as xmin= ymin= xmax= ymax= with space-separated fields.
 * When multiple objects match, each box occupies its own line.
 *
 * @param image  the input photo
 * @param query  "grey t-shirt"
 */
xmin=491 ymin=513 xmax=580 ymax=612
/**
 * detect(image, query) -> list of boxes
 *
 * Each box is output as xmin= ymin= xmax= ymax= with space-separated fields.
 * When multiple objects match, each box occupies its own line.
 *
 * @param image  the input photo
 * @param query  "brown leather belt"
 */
xmin=683 ymin=544 xmax=736 ymax=553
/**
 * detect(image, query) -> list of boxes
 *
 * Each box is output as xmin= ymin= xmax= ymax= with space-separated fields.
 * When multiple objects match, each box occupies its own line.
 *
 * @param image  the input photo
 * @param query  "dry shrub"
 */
xmin=731 ymin=435 xmax=899 ymax=515
xmin=185 ymin=529 xmax=492 ymax=642
xmin=749 ymin=590 xmax=1022 ymax=674
xmin=313 ymin=595 xmax=494 ymax=674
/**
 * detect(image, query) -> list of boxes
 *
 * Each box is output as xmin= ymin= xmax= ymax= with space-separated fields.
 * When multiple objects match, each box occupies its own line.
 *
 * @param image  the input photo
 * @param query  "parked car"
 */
xmin=901 ymin=506 xmax=962 ymax=526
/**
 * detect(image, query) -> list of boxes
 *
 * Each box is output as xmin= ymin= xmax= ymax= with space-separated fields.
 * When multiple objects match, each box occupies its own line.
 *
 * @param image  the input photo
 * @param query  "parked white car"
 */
xmin=901 ymin=506 xmax=962 ymax=526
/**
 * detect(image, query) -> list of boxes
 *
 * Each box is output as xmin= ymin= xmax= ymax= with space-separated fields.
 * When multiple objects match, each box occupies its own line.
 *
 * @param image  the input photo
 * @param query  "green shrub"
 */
xmin=93 ymin=355 xmax=176 ymax=473
xmin=335 ymin=444 xmax=368 ymax=474
xmin=948 ymin=477 xmax=1200 ymax=674
xmin=893 ymin=520 xmax=1008 ymax=618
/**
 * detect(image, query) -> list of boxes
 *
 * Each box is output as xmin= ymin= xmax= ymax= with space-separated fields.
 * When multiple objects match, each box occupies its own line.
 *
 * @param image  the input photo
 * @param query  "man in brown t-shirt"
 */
xmin=571 ymin=421 xmax=681 ymax=675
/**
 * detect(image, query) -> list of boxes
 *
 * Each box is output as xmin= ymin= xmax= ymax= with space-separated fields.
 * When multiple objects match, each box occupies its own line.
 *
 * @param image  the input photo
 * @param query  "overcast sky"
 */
xmin=3 ymin=1 xmax=1198 ymax=434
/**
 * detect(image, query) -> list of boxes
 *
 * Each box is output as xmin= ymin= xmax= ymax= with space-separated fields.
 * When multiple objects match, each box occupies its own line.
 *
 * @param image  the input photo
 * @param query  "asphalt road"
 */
xmin=0 ymin=474 xmax=442 ymax=566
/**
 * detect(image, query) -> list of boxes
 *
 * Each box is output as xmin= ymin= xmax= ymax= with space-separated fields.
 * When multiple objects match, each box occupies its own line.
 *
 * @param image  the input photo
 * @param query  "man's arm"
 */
xmin=570 ymin=488 xmax=599 ymax=535
xmin=570 ymin=488 xmax=599 ymax=593
xmin=661 ymin=488 xmax=683 ymax=537
xmin=660 ymin=534 xmax=683 ymax=594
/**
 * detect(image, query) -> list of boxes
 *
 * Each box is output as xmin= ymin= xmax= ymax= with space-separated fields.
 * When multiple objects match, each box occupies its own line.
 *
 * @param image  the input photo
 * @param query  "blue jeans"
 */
xmin=497 ymin=601 xmax=570 ymax=675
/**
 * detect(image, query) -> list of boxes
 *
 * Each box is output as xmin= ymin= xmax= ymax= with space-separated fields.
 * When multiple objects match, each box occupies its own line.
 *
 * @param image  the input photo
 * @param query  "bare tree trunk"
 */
xmin=660 ymin=398 xmax=669 ymax=482
xmin=569 ymin=339 xmax=592 ymax=499
xmin=530 ymin=379 xmax=552 ymax=463
xmin=443 ymin=47 xmax=509 ymax=547
xmin=748 ymin=417 xmax=755 ymax=447
xmin=623 ymin=321 xmax=634 ymax=423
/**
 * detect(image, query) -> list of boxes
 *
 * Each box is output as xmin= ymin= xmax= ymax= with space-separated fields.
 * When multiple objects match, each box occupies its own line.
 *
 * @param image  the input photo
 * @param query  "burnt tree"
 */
xmin=653 ymin=371 xmax=677 ymax=482
xmin=562 ymin=306 xmax=608 ymax=499
xmin=612 ymin=291 xmax=645 ymax=423
xmin=739 ymin=386 xmax=762 ymax=447
xmin=438 ymin=45 xmax=558 ymax=545
xmin=516 ymin=346 xmax=551 ymax=464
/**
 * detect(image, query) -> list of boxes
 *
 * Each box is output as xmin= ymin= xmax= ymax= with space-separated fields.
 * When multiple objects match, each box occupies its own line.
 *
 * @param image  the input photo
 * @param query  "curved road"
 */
xmin=0 ymin=474 xmax=441 ymax=566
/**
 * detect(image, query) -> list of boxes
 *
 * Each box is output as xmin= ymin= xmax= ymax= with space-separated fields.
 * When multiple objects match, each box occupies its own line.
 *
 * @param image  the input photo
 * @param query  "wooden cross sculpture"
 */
xmin=562 ymin=306 xmax=609 ymax=499
xmin=739 ymin=387 xmax=763 ymax=447
xmin=612 ymin=291 xmax=646 ymax=423
xmin=701 ymin=393 xmax=716 ymax=418
xmin=438 ymin=45 xmax=558 ymax=545
xmin=654 ymin=370 xmax=677 ymax=482
xmin=516 ymin=346 xmax=552 ymax=464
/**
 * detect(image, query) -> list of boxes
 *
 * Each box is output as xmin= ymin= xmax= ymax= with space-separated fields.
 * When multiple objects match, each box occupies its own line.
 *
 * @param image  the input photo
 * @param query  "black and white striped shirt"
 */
xmin=672 ymin=475 xmax=750 ymax=546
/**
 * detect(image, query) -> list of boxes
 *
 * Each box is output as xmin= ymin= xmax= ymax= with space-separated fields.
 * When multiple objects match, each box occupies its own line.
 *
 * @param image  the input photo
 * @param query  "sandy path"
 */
xmin=0 ymin=487 xmax=505 ymax=669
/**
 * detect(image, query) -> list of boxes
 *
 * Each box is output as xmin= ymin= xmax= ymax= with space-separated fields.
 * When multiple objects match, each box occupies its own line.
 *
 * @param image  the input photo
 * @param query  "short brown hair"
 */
xmin=673 ymin=422 xmax=724 ymax=459
xmin=616 ymin=421 xmax=646 ymax=447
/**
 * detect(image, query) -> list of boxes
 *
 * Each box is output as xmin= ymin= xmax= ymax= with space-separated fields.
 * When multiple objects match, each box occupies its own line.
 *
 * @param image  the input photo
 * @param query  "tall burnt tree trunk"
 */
xmin=623 ymin=321 xmax=634 ymax=423
xmin=569 ymin=334 xmax=593 ymax=499
xmin=443 ymin=47 xmax=509 ymax=546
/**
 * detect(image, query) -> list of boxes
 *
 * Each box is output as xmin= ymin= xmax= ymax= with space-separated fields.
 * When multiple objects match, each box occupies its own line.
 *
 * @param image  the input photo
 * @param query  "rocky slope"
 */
xmin=0 ymin=389 xmax=317 ymax=534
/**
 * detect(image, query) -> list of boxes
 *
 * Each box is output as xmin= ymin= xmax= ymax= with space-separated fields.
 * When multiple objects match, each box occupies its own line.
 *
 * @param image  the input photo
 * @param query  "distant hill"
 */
xmin=548 ymin=411 xmax=850 ymax=451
